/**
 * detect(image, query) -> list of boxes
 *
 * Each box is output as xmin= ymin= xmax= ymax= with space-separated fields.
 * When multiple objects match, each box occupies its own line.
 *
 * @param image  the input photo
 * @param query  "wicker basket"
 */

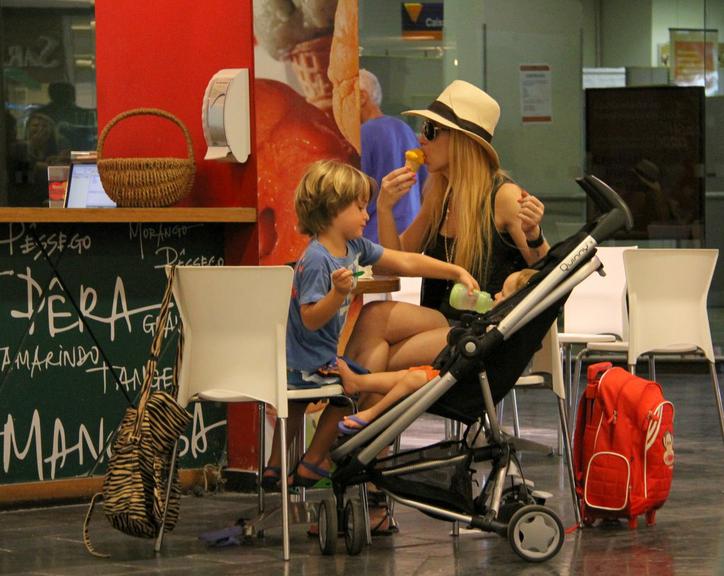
xmin=97 ymin=108 xmax=195 ymax=207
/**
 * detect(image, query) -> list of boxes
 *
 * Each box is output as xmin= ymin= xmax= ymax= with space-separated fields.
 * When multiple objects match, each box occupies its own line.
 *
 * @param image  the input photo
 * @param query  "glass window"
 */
xmin=1 ymin=1 xmax=96 ymax=207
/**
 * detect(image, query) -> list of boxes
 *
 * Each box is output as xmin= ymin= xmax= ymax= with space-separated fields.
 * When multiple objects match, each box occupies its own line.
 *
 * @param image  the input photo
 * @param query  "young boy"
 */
xmin=337 ymin=268 xmax=539 ymax=434
xmin=264 ymin=159 xmax=478 ymax=488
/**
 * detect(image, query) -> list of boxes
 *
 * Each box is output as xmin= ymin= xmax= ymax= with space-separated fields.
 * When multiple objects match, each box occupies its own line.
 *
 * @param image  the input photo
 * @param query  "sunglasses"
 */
xmin=422 ymin=119 xmax=449 ymax=142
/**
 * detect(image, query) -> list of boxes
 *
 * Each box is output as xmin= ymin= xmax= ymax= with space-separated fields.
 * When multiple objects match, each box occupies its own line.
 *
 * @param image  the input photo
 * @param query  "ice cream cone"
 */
xmin=288 ymin=35 xmax=334 ymax=113
xmin=405 ymin=148 xmax=425 ymax=173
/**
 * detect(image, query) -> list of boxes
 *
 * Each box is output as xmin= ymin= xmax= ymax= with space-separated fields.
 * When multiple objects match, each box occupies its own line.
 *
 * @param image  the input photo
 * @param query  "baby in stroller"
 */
xmin=323 ymin=175 xmax=633 ymax=562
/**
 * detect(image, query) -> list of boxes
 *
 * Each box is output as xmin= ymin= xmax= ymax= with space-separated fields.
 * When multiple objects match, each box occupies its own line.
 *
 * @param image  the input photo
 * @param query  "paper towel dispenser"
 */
xmin=202 ymin=68 xmax=250 ymax=163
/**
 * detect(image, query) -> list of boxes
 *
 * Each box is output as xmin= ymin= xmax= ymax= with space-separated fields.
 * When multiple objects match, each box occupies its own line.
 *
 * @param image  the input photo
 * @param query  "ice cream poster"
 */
xmin=253 ymin=0 xmax=361 ymax=265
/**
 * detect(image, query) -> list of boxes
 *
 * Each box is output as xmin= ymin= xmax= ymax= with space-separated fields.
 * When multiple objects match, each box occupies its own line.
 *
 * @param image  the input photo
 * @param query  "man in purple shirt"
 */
xmin=360 ymin=69 xmax=427 ymax=243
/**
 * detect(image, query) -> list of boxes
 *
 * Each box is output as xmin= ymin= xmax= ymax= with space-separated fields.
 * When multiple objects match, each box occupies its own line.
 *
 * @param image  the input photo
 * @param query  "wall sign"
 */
xmin=401 ymin=3 xmax=443 ymax=41
xmin=670 ymin=28 xmax=719 ymax=96
xmin=519 ymin=64 xmax=552 ymax=123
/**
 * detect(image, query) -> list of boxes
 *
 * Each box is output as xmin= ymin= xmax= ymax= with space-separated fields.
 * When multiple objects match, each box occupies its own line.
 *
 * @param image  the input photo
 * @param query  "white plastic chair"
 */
xmin=562 ymin=246 xmax=635 ymax=420
xmin=163 ymin=265 xmax=349 ymax=560
xmin=510 ymin=323 xmax=581 ymax=525
xmin=623 ymin=249 xmax=724 ymax=441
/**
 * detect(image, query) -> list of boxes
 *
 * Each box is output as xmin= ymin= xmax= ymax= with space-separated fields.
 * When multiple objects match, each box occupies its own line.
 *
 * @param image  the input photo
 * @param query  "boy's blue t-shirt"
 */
xmin=287 ymin=237 xmax=383 ymax=372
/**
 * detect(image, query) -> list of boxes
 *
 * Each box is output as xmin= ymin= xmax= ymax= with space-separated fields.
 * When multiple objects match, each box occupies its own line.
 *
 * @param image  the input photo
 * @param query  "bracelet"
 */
xmin=526 ymin=228 xmax=545 ymax=248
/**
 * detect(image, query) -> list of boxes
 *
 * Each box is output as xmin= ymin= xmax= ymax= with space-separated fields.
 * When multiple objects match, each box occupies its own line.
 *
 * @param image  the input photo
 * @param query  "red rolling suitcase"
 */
xmin=573 ymin=362 xmax=675 ymax=528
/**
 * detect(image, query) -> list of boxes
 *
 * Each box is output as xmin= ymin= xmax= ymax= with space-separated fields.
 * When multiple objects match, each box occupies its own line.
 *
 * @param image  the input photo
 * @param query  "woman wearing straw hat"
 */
xmin=344 ymin=81 xmax=548 ymax=373
xmin=377 ymin=80 xmax=548 ymax=317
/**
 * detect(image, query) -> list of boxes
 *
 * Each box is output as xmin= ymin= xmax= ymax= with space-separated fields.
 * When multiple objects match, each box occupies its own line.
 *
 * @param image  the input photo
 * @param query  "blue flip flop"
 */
xmin=338 ymin=414 xmax=370 ymax=436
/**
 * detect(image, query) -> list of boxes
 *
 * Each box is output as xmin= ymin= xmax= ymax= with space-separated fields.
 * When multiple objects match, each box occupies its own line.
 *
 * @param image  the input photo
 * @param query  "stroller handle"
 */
xmin=577 ymin=174 xmax=634 ymax=243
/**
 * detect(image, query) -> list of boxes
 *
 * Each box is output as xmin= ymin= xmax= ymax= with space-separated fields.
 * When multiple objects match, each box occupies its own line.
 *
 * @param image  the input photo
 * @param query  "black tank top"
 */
xmin=420 ymin=178 xmax=526 ymax=319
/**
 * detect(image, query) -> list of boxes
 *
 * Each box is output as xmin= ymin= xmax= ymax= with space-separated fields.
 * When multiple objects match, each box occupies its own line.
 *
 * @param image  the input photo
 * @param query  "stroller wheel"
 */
xmin=318 ymin=497 xmax=338 ymax=556
xmin=507 ymin=505 xmax=564 ymax=563
xmin=498 ymin=485 xmax=537 ymax=524
xmin=343 ymin=499 xmax=366 ymax=556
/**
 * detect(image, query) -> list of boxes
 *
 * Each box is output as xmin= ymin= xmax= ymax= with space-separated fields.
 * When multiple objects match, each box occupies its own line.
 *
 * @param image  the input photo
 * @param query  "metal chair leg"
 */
xmin=258 ymin=403 xmax=265 ymax=513
xmin=154 ymin=440 xmax=179 ymax=553
xmin=279 ymin=417 xmax=290 ymax=561
xmin=709 ymin=361 xmax=724 ymax=443
xmin=558 ymin=398 xmax=581 ymax=526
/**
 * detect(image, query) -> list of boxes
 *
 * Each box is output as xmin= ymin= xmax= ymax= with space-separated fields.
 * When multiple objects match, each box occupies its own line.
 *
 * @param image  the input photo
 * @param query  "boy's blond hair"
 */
xmin=294 ymin=160 xmax=376 ymax=237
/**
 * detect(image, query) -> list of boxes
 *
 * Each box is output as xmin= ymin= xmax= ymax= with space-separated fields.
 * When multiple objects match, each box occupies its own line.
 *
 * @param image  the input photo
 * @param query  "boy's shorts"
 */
xmin=287 ymin=356 xmax=369 ymax=406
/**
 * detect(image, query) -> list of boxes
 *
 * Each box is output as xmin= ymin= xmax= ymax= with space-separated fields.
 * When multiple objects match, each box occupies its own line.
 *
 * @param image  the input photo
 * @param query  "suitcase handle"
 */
xmin=587 ymin=362 xmax=613 ymax=383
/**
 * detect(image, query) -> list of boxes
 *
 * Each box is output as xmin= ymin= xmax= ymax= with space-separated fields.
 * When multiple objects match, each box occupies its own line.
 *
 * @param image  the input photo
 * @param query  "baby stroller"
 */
xmin=324 ymin=175 xmax=634 ymax=562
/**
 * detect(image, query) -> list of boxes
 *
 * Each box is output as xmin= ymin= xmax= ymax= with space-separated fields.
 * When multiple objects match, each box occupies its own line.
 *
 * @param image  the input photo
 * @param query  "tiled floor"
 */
xmin=1 ymin=366 xmax=723 ymax=575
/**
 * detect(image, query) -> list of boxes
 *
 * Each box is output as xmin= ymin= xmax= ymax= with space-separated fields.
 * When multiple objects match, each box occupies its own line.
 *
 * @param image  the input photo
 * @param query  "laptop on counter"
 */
xmin=65 ymin=162 xmax=116 ymax=209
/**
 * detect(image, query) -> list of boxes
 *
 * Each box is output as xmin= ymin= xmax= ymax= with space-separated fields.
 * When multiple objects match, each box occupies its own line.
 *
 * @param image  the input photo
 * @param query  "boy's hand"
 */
xmin=331 ymin=268 xmax=355 ymax=295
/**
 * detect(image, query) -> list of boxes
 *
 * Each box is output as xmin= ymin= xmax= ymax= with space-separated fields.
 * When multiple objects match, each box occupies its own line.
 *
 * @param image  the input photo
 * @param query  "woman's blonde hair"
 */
xmin=294 ymin=160 xmax=375 ymax=237
xmin=422 ymin=130 xmax=499 ymax=283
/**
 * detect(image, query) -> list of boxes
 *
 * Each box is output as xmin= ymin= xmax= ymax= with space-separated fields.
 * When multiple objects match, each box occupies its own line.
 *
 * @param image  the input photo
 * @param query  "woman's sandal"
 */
xmin=261 ymin=466 xmax=281 ymax=491
xmin=368 ymin=492 xmax=399 ymax=536
xmin=289 ymin=458 xmax=330 ymax=488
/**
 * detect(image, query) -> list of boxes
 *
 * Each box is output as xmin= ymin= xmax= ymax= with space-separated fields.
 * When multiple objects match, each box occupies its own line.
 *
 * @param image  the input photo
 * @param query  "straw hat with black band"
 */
xmin=402 ymin=80 xmax=501 ymax=169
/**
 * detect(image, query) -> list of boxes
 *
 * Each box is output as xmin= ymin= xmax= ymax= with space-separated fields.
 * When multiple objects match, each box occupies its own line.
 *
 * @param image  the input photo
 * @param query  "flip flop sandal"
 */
xmin=369 ymin=506 xmax=399 ymax=536
xmin=337 ymin=414 xmax=370 ymax=436
xmin=289 ymin=457 xmax=330 ymax=488
xmin=198 ymin=524 xmax=244 ymax=547
xmin=260 ymin=466 xmax=281 ymax=491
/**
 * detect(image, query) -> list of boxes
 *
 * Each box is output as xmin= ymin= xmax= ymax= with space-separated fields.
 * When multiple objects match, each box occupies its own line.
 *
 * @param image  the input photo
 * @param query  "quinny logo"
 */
xmin=559 ymin=238 xmax=596 ymax=271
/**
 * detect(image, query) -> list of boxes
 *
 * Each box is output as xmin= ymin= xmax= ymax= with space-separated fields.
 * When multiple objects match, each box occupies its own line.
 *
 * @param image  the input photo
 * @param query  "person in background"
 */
xmin=8 ymin=111 xmax=69 ymax=206
xmin=359 ymin=69 xmax=427 ymax=243
xmin=36 ymin=82 xmax=96 ymax=150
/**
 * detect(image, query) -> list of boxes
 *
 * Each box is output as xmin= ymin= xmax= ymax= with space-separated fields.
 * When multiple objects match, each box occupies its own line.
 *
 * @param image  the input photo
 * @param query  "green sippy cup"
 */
xmin=449 ymin=283 xmax=493 ymax=314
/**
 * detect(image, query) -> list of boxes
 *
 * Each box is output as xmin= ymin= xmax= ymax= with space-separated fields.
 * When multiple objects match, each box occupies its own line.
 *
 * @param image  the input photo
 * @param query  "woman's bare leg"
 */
xmin=344 ymin=301 xmax=449 ymax=372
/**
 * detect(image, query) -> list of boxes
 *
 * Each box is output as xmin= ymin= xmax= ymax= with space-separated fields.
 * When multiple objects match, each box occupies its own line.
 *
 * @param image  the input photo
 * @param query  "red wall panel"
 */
xmin=95 ymin=0 xmax=257 ymax=209
xmin=95 ymin=1 xmax=259 ymax=470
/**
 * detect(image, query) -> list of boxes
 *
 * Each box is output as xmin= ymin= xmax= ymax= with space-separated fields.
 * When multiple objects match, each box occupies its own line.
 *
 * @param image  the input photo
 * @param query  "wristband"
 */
xmin=526 ymin=228 xmax=545 ymax=248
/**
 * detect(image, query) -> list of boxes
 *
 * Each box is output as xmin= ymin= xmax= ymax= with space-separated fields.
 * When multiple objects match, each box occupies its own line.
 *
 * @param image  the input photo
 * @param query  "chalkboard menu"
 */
xmin=0 ymin=222 xmax=227 ymax=484
xmin=586 ymin=86 xmax=705 ymax=240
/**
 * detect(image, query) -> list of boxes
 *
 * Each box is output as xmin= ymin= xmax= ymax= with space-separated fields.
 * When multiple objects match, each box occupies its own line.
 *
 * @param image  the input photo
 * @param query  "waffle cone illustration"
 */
xmin=288 ymin=35 xmax=334 ymax=113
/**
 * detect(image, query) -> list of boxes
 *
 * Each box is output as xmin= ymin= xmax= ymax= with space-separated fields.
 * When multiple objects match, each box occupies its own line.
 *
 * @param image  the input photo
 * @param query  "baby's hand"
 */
xmin=331 ymin=268 xmax=355 ymax=295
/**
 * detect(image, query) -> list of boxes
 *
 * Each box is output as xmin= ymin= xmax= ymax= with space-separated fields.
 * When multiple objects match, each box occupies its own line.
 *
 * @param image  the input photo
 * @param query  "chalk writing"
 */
xmin=0 ymin=344 xmax=100 ymax=378
xmin=154 ymin=246 xmax=224 ymax=268
xmin=129 ymin=223 xmax=204 ymax=259
xmin=5 ymin=267 xmax=161 ymax=341
xmin=1 ymin=403 xmax=225 ymax=481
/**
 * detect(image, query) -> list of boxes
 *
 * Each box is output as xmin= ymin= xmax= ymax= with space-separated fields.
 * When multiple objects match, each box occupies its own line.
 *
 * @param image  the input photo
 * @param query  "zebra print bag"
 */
xmin=84 ymin=266 xmax=191 ymax=556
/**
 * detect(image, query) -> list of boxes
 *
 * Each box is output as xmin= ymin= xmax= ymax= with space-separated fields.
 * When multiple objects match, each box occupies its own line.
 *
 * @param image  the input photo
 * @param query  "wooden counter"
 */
xmin=353 ymin=275 xmax=400 ymax=295
xmin=0 ymin=207 xmax=257 ymax=223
